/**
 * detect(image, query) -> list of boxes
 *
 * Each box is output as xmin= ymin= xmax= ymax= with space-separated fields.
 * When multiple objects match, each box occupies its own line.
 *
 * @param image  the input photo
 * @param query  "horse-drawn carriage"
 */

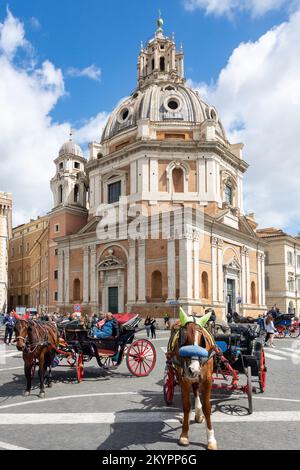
xmin=15 ymin=313 xmax=156 ymax=398
xmin=272 ymin=313 xmax=300 ymax=338
xmin=164 ymin=319 xmax=266 ymax=415
xmin=56 ymin=313 xmax=156 ymax=382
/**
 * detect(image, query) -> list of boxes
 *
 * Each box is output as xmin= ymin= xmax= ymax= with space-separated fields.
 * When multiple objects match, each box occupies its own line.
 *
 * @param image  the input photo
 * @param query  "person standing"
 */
xmin=4 ymin=311 xmax=16 ymax=345
xmin=265 ymin=314 xmax=277 ymax=348
xmin=150 ymin=317 xmax=156 ymax=339
xmin=164 ymin=313 xmax=170 ymax=330
xmin=144 ymin=316 xmax=151 ymax=338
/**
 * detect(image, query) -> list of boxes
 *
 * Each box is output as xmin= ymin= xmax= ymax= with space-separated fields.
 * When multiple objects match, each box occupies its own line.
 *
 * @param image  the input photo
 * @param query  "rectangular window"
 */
xmin=54 ymin=292 xmax=58 ymax=301
xmin=74 ymin=162 xmax=80 ymax=169
xmin=54 ymin=270 xmax=58 ymax=280
xmin=224 ymin=185 xmax=233 ymax=205
xmin=54 ymin=224 xmax=59 ymax=233
xmin=55 ymin=248 xmax=58 ymax=256
xmin=108 ymin=181 xmax=121 ymax=204
xmin=59 ymin=162 xmax=64 ymax=170
xmin=287 ymin=251 xmax=293 ymax=266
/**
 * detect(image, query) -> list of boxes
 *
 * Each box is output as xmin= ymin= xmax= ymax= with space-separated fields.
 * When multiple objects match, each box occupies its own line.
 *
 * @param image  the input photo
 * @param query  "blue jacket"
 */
xmin=4 ymin=315 xmax=16 ymax=329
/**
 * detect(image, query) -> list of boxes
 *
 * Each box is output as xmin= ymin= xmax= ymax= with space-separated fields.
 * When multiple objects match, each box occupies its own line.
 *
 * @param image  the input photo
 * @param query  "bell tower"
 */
xmin=51 ymin=134 xmax=88 ymax=210
xmin=137 ymin=13 xmax=185 ymax=89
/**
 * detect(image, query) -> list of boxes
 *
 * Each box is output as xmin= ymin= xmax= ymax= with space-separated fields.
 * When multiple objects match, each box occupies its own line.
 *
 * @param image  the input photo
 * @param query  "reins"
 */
xmin=15 ymin=320 xmax=58 ymax=354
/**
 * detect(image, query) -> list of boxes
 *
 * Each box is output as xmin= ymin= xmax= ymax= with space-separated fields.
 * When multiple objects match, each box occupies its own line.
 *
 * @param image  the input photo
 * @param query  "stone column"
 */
xmin=127 ymin=239 xmax=136 ymax=303
xmin=245 ymin=249 xmax=250 ymax=304
xmin=138 ymin=239 xmax=146 ymax=302
xmin=217 ymin=239 xmax=224 ymax=302
xmin=193 ymin=233 xmax=200 ymax=300
xmin=58 ymin=249 xmax=64 ymax=303
xmin=118 ymin=269 xmax=125 ymax=313
xmin=261 ymin=253 xmax=265 ymax=306
xmin=90 ymin=245 xmax=97 ymax=304
xmin=211 ymin=237 xmax=218 ymax=303
xmin=167 ymin=238 xmax=176 ymax=300
xmin=241 ymin=246 xmax=247 ymax=305
xmin=83 ymin=246 xmax=90 ymax=303
xmin=64 ymin=247 xmax=70 ymax=304
xmin=257 ymin=252 xmax=262 ymax=306
xmin=179 ymin=233 xmax=193 ymax=301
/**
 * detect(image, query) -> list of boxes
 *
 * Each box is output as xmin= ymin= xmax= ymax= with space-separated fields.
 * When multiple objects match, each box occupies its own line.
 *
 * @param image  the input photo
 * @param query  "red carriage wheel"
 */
xmin=67 ymin=352 xmax=77 ymax=367
xmin=163 ymin=366 xmax=175 ymax=406
xmin=76 ymin=353 xmax=84 ymax=383
xmin=126 ymin=339 xmax=156 ymax=377
xmin=289 ymin=323 xmax=300 ymax=338
xmin=259 ymin=350 xmax=267 ymax=393
xmin=276 ymin=325 xmax=286 ymax=338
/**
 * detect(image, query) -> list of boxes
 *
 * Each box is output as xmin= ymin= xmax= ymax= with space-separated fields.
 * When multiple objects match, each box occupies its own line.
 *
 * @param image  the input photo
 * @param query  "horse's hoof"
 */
xmin=207 ymin=441 xmax=218 ymax=451
xmin=24 ymin=391 xmax=30 ymax=397
xmin=38 ymin=392 xmax=45 ymax=399
xmin=179 ymin=437 xmax=189 ymax=447
xmin=47 ymin=382 xmax=53 ymax=388
xmin=195 ymin=414 xmax=205 ymax=424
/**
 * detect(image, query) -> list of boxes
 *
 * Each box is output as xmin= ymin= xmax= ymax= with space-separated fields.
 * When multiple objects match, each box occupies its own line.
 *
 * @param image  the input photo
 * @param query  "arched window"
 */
xmin=160 ymin=57 xmax=165 ymax=71
xmin=58 ymin=185 xmax=63 ymax=204
xmin=73 ymin=279 xmax=81 ymax=301
xmin=201 ymin=272 xmax=208 ymax=299
xmin=151 ymin=271 xmax=163 ymax=299
xmin=172 ymin=168 xmax=184 ymax=193
xmin=251 ymin=282 xmax=256 ymax=304
xmin=74 ymin=185 xmax=79 ymax=203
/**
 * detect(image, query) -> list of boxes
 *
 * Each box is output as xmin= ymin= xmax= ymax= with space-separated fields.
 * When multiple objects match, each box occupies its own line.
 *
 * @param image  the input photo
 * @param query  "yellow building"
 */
xmin=49 ymin=18 xmax=267 ymax=319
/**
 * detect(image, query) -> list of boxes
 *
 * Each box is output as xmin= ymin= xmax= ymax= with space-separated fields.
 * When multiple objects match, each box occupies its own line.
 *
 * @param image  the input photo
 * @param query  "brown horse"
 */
xmin=172 ymin=321 xmax=218 ymax=450
xmin=14 ymin=319 xmax=59 ymax=398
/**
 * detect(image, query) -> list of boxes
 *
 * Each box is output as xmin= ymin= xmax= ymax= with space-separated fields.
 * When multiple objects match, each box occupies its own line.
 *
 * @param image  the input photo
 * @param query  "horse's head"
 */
xmin=180 ymin=322 xmax=207 ymax=380
xmin=14 ymin=320 xmax=30 ymax=351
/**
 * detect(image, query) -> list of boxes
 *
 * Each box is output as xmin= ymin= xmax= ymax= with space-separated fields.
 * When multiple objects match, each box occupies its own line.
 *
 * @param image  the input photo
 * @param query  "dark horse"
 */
xmin=14 ymin=319 xmax=59 ymax=398
xmin=170 ymin=321 xmax=218 ymax=450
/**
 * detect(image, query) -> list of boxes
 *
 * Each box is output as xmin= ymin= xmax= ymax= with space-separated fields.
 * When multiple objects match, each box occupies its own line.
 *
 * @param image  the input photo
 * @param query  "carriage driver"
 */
xmin=92 ymin=313 xmax=118 ymax=339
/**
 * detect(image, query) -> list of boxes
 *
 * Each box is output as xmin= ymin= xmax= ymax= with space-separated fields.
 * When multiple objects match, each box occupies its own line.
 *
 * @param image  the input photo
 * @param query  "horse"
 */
xmin=170 ymin=320 xmax=218 ymax=450
xmin=14 ymin=319 xmax=59 ymax=398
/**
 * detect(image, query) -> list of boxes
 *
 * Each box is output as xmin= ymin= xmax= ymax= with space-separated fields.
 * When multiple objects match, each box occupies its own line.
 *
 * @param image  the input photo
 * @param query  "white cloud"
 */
xmin=0 ymin=10 xmax=106 ymax=226
xmin=183 ymin=0 xmax=293 ymax=17
xmin=188 ymin=9 xmax=300 ymax=231
xmin=29 ymin=17 xmax=41 ymax=31
xmin=0 ymin=7 xmax=27 ymax=57
xmin=67 ymin=64 xmax=101 ymax=82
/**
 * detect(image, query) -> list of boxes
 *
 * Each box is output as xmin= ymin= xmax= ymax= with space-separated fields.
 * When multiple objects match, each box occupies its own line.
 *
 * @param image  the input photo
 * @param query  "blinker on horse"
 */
xmin=170 ymin=309 xmax=218 ymax=450
xmin=14 ymin=319 xmax=59 ymax=398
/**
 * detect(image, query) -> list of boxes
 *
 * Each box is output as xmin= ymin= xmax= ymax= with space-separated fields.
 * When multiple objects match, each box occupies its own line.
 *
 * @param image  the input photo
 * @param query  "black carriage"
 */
xmin=164 ymin=322 xmax=267 ymax=415
xmin=54 ymin=314 xmax=156 ymax=381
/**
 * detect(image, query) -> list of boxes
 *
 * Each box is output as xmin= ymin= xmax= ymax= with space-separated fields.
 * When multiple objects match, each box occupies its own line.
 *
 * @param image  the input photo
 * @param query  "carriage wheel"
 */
xmin=259 ymin=350 xmax=267 ymax=393
xmin=289 ymin=323 xmax=300 ymax=338
xmin=76 ymin=353 xmax=84 ymax=383
xmin=163 ymin=367 xmax=175 ymax=406
xmin=245 ymin=366 xmax=253 ymax=415
xmin=67 ymin=351 xmax=77 ymax=367
xmin=126 ymin=339 xmax=156 ymax=377
xmin=31 ymin=359 xmax=37 ymax=379
xmin=276 ymin=326 xmax=286 ymax=338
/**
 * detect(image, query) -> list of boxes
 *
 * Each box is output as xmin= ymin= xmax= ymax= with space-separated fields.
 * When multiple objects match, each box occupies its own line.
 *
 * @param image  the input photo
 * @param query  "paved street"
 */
xmin=0 ymin=329 xmax=299 ymax=450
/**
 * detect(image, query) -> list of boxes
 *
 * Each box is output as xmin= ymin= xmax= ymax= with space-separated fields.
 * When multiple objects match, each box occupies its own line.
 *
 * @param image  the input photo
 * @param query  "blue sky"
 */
xmin=1 ymin=0 xmax=290 ymax=125
xmin=0 ymin=1 xmax=299 ymax=233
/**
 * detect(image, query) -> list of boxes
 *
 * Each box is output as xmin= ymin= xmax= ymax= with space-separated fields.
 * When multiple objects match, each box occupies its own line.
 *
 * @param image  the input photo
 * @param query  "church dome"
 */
xmin=101 ymin=83 xmax=226 ymax=142
xmin=59 ymin=140 xmax=84 ymax=158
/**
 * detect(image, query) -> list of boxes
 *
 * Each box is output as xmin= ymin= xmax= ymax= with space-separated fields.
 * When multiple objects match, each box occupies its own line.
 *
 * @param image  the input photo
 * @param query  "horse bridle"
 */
xmin=15 ymin=320 xmax=55 ymax=353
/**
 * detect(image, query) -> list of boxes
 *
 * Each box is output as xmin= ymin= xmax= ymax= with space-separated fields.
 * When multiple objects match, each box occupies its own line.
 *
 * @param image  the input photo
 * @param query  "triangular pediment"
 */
xmin=77 ymin=216 xmax=100 ymax=235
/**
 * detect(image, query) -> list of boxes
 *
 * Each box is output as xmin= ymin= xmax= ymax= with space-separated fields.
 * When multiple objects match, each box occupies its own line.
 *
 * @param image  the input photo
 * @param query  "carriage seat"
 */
xmin=214 ymin=333 xmax=241 ymax=343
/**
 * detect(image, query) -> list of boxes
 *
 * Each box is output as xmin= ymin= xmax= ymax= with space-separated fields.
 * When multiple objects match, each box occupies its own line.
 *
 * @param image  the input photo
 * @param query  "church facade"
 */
xmin=48 ymin=19 xmax=266 ymax=320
